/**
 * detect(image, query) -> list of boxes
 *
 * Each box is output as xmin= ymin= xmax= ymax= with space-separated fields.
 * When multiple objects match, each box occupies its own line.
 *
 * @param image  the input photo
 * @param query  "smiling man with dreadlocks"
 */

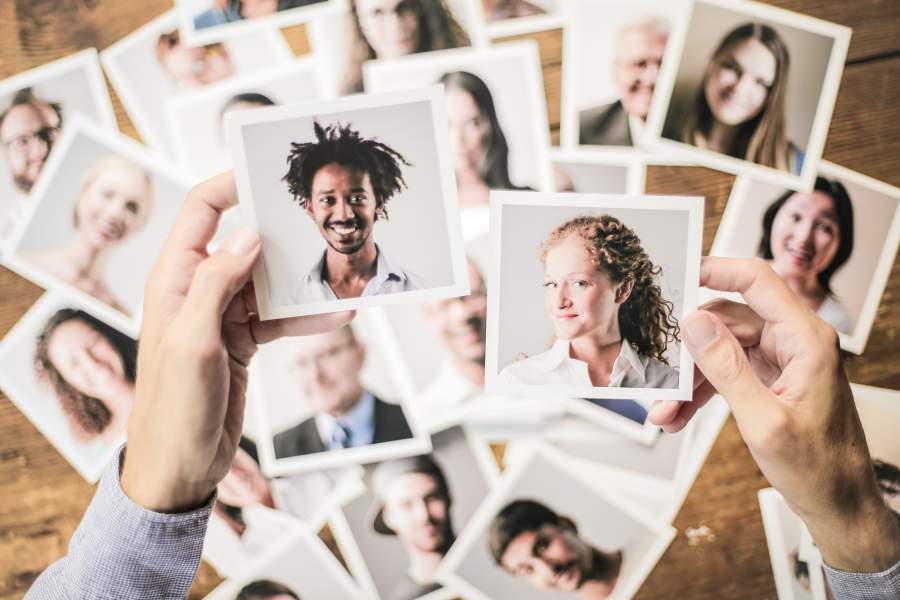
xmin=284 ymin=121 xmax=427 ymax=302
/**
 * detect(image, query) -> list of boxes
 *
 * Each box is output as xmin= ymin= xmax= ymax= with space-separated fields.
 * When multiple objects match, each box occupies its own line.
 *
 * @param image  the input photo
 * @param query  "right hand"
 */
xmin=649 ymin=257 xmax=900 ymax=573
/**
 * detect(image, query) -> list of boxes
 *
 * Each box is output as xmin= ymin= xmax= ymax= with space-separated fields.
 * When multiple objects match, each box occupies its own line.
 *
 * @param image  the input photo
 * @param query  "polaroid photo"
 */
xmin=550 ymin=149 xmax=643 ymax=195
xmin=177 ymin=0 xmax=348 ymax=47
xmin=436 ymin=443 xmax=676 ymax=600
xmin=711 ymin=162 xmax=900 ymax=355
xmin=475 ymin=0 xmax=564 ymax=40
xmin=0 ymin=291 xmax=136 ymax=482
xmin=0 ymin=49 xmax=116 ymax=250
xmin=486 ymin=191 xmax=703 ymax=403
xmin=250 ymin=312 xmax=431 ymax=476
xmin=852 ymin=383 xmax=900 ymax=513
xmin=560 ymin=0 xmax=687 ymax=152
xmin=227 ymin=86 xmax=470 ymax=320
xmin=643 ymin=0 xmax=851 ymax=191
xmin=2 ymin=117 xmax=192 ymax=335
xmin=329 ymin=425 xmax=499 ymax=600
xmin=307 ymin=0 xmax=483 ymax=97
xmin=758 ymin=487 xmax=816 ymax=600
xmin=100 ymin=10 xmax=295 ymax=156
xmin=203 ymin=520 xmax=365 ymax=600
xmin=166 ymin=58 xmax=323 ymax=183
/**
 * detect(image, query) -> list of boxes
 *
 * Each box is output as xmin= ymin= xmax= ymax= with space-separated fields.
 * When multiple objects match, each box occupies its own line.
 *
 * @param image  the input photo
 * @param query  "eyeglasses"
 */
xmin=1 ymin=126 xmax=59 ymax=153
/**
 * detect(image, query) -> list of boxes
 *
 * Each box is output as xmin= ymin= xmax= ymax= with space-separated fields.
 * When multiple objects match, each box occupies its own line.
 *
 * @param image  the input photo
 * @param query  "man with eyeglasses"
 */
xmin=579 ymin=17 xmax=669 ymax=147
xmin=272 ymin=325 xmax=413 ymax=458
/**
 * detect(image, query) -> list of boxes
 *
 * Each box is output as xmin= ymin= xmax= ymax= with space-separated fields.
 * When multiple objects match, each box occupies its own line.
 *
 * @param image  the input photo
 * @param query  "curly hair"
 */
xmin=282 ymin=121 xmax=411 ymax=221
xmin=539 ymin=215 xmax=680 ymax=363
xmin=34 ymin=309 xmax=137 ymax=440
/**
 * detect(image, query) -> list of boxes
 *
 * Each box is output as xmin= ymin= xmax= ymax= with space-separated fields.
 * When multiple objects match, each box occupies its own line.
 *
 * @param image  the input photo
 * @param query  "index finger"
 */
xmin=700 ymin=257 xmax=811 ymax=324
xmin=162 ymin=171 xmax=239 ymax=259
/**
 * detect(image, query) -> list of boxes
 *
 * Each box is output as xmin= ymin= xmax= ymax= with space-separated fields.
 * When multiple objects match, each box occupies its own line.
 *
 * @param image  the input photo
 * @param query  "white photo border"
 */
xmin=549 ymin=147 xmax=645 ymax=196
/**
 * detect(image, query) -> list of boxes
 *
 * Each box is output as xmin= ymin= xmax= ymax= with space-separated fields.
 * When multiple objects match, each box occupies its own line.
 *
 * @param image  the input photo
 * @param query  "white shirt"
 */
xmin=498 ymin=338 xmax=679 ymax=389
xmin=292 ymin=244 xmax=426 ymax=303
xmin=817 ymin=295 xmax=852 ymax=334
xmin=419 ymin=359 xmax=482 ymax=425
xmin=0 ymin=193 xmax=27 ymax=253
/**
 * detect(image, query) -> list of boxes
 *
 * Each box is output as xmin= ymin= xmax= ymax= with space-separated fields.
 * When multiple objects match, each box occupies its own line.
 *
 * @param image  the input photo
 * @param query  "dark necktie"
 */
xmin=332 ymin=422 xmax=353 ymax=449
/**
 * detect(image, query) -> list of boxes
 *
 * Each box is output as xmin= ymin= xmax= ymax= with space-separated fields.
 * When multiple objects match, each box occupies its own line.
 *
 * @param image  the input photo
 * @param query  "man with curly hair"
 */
xmin=283 ymin=121 xmax=426 ymax=302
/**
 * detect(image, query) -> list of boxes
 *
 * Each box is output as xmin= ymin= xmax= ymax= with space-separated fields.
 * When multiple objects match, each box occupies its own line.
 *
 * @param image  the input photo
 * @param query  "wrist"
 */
xmin=120 ymin=447 xmax=216 ymax=513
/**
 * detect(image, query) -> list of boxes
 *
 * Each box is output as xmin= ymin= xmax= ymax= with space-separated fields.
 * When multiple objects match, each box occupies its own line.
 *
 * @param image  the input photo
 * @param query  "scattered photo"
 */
xmin=0 ymin=49 xmax=116 ymax=248
xmin=712 ymin=162 xmax=900 ymax=354
xmin=437 ymin=443 xmax=676 ymax=600
xmin=853 ymin=384 xmax=900 ymax=513
xmin=550 ymin=149 xmax=642 ymax=195
xmin=250 ymin=313 xmax=431 ymax=476
xmin=101 ymin=10 xmax=295 ymax=156
xmin=486 ymin=192 xmax=702 ymax=402
xmin=227 ymin=86 xmax=470 ymax=319
xmin=0 ymin=292 xmax=136 ymax=482
xmin=476 ymin=0 xmax=564 ymax=39
xmin=645 ymin=0 xmax=851 ymax=190
xmin=331 ymin=425 xmax=498 ymax=600
xmin=758 ymin=488 xmax=815 ymax=600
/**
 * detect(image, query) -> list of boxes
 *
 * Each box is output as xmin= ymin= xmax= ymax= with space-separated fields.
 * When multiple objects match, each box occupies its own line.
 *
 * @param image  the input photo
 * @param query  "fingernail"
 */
xmin=683 ymin=311 xmax=718 ymax=349
xmin=221 ymin=229 xmax=259 ymax=256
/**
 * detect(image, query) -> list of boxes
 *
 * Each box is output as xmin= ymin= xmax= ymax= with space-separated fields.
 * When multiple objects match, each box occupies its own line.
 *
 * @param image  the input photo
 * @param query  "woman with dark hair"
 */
xmin=499 ymin=215 xmax=680 ymax=389
xmin=34 ymin=308 xmax=137 ymax=445
xmin=341 ymin=0 xmax=470 ymax=94
xmin=440 ymin=70 xmax=527 ymax=208
xmin=236 ymin=579 xmax=300 ymax=600
xmin=677 ymin=23 xmax=803 ymax=173
xmin=757 ymin=176 xmax=854 ymax=332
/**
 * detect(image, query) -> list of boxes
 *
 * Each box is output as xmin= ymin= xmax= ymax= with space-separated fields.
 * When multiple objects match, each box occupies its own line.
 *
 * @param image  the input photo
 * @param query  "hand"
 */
xmin=121 ymin=172 xmax=353 ymax=513
xmin=650 ymin=257 xmax=900 ymax=573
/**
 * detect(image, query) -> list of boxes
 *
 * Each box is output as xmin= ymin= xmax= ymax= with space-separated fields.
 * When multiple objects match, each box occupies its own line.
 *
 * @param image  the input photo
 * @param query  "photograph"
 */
xmin=550 ymin=149 xmax=642 ymax=195
xmin=330 ymin=425 xmax=499 ymax=600
xmin=307 ymin=0 xmax=481 ymax=97
xmin=364 ymin=42 xmax=554 ymax=213
xmin=486 ymin=191 xmax=703 ymax=403
xmin=0 ymin=291 xmax=136 ymax=482
xmin=0 ymin=48 xmax=117 ymax=249
xmin=758 ymin=487 xmax=816 ymax=600
xmin=644 ymin=0 xmax=851 ymax=190
xmin=475 ymin=0 xmax=564 ymax=40
xmin=852 ymin=383 xmax=900 ymax=514
xmin=711 ymin=161 xmax=900 ymax=354
xmin=227 ymin=86 xmax=470 ymax=319
xmin=249 ymin=312 xmax=431 ymax=476
xmin=436 ymin=443 xmax=676 ymax=600
xmin=100 ymin=10 xmax=295 ymax=156
xmin=166 ymin=58 xmax=323 ymax=182
xmin=2 ymin=118 xmax=192 ymax=334
xmin=177 ymin=0 xmax=348 ymax=46
xmin=560 ymin=0 xmax=686 ymax=151
xmin=203 ymin=521 xmax=365 ymax=600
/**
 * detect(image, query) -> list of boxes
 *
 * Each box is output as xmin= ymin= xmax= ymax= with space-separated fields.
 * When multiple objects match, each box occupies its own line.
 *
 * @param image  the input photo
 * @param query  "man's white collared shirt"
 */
xmin=419 ymin=359 xmax=482 ymax=423
xmin=498 ymin=338 xmax=679 ymax=389
xmin=292 ymin=244 xmax=426 ymax=303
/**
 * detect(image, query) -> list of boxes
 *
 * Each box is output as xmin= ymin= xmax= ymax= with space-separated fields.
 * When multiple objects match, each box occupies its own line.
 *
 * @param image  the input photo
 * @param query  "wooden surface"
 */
xmin=1 ymin=1 xmax=899 ymax=599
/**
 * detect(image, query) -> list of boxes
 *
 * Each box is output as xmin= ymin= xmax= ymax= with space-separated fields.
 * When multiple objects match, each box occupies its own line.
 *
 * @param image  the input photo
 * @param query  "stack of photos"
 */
xmin=3 ymin=0 xmax=898 ymax=597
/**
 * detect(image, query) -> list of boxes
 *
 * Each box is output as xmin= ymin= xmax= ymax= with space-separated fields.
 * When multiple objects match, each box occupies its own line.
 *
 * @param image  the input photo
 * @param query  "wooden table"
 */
xmin=1 ymin=1 xmax=898 ymax=598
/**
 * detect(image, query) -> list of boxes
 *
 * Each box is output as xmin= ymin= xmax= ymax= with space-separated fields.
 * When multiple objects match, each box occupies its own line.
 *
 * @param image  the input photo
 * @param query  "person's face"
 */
xmin=382 ymin=472 xmax=451 ymax=553
xmin=160 ymin=44 xmax=234 ymax=88
xmin=240 ymin=0 xmax=278 ymax=18
xmin=291 ymin=328 xmax=366 ymax=416
xmin=612 ymin=27 xmax=668 ymax=120
xmin=75 ymin=162 xmax=153 ymax=251
xmin=445 ymin=87 xmax=487 ymax=173
xmin=543 ymin=236 xmax=626 ymax=341
xmin=769 ymin=191 xmax=841 ymax=282
xmin=306 ymin=162 xmax=381 ymax=256
xmin=500 ymin=523 xmax=594 ymax=592
xmin=356 ymin=0 xmax=422 ymax=59
xmin=703 ymin=38 xmax=776 ymax=126
xmin=46 ymin=319 xmax=127 ymax=402
xmin=216 ymin=446 xmax=271 ymax=507
xmin=424 ymin=261 xmax=487 ymax=364
xmin=0 ymin=103 xmax=58 ymax=193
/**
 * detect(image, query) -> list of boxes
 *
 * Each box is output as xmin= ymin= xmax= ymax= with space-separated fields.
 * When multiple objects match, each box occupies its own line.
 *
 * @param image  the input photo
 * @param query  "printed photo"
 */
xmin=476 ymin=0 xmax=563 ymax=39
xmin=0 ymin=49 xmax=116 ymax=249
xmin=645 ymin=0 xmax=851 ymax=190
xmin=331 ymin=426 xmax=498 ymax=600
xmin=100 ymin=10 xmax=294 ymax=156
xmin=0 ymin=292 xmax=136 ymax=482
xmin=437 ymin=444 xmax=676 ymax=600
xmin=166 ymin=59 xmax=323 ymax=182
xmin=758 ymin=488 xmax=816 ymax=600
xmin=550 ymin=150 xmax=641 ymax=195
xmin=250 ymin=314 xmax=430 ymax=476
xmin=711 ymin=162 xmax=900 ymax=354
xmin=227 ymin=87 xmax=469 ymax=319
xmin=561 ymin=0 xmax=685 ymax=150
xmin=308 ymin=0 xmax=479 ymax=96
xmin=486 ymin=192 xmax=702 ymax=403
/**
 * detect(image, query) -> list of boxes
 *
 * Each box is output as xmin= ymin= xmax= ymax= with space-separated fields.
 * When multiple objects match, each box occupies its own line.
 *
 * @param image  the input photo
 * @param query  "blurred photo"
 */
xmin=481 ymin=0 xmax=545 ymax=22
xmin=193 ymin=0 xmax=330 ymax=29
xmin=155 ymin=28 xmax=235 ymax=88
xmin=0 ymin=88 xmax=62 ymax=195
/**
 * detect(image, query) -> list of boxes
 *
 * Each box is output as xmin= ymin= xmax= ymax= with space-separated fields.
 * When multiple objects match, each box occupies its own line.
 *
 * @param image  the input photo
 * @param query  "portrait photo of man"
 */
xmin=0 ymin=87 xmax=62 ymax=196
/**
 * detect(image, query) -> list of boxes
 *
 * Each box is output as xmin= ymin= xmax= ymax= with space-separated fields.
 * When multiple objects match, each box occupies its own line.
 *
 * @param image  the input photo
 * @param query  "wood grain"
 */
xmin=1 ymin=1 xmax=898 ymax=599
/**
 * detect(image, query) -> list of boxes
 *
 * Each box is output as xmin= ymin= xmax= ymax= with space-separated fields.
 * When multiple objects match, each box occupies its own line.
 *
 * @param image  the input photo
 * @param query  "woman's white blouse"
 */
xmin=497 ymin=338 xmax=679 ymax=389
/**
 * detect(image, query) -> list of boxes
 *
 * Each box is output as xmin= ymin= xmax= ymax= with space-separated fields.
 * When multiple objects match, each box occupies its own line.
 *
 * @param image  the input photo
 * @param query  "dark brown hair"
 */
xmin=236 ymin=579 xmax=300 ymax=600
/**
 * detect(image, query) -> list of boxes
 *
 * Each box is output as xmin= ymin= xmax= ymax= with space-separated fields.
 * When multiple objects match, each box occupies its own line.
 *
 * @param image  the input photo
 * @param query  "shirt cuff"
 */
xmin=822 ymin=511 xmax=900 ymax=600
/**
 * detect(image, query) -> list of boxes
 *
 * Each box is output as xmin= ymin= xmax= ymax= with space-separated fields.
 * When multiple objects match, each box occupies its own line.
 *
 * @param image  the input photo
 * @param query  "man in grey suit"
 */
xmin=579 ymin=17 xmax=669 ymax=147
xmin=273 ymin=325 xmax=413 ymax=458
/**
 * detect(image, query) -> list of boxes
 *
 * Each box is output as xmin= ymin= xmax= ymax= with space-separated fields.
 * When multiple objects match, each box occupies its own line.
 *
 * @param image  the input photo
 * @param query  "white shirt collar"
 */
xmin=309 ymin=243 xmax=407 ymax=290
xmin=315 ymin=390 xmax=375 ymax=448
xmin=535 ymin=338 xmax=648 ymax=387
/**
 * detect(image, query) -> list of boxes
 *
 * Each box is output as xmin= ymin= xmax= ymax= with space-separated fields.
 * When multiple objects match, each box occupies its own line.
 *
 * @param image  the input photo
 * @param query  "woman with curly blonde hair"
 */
xmin=498 ymin=214 xmax=681 ymax=389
